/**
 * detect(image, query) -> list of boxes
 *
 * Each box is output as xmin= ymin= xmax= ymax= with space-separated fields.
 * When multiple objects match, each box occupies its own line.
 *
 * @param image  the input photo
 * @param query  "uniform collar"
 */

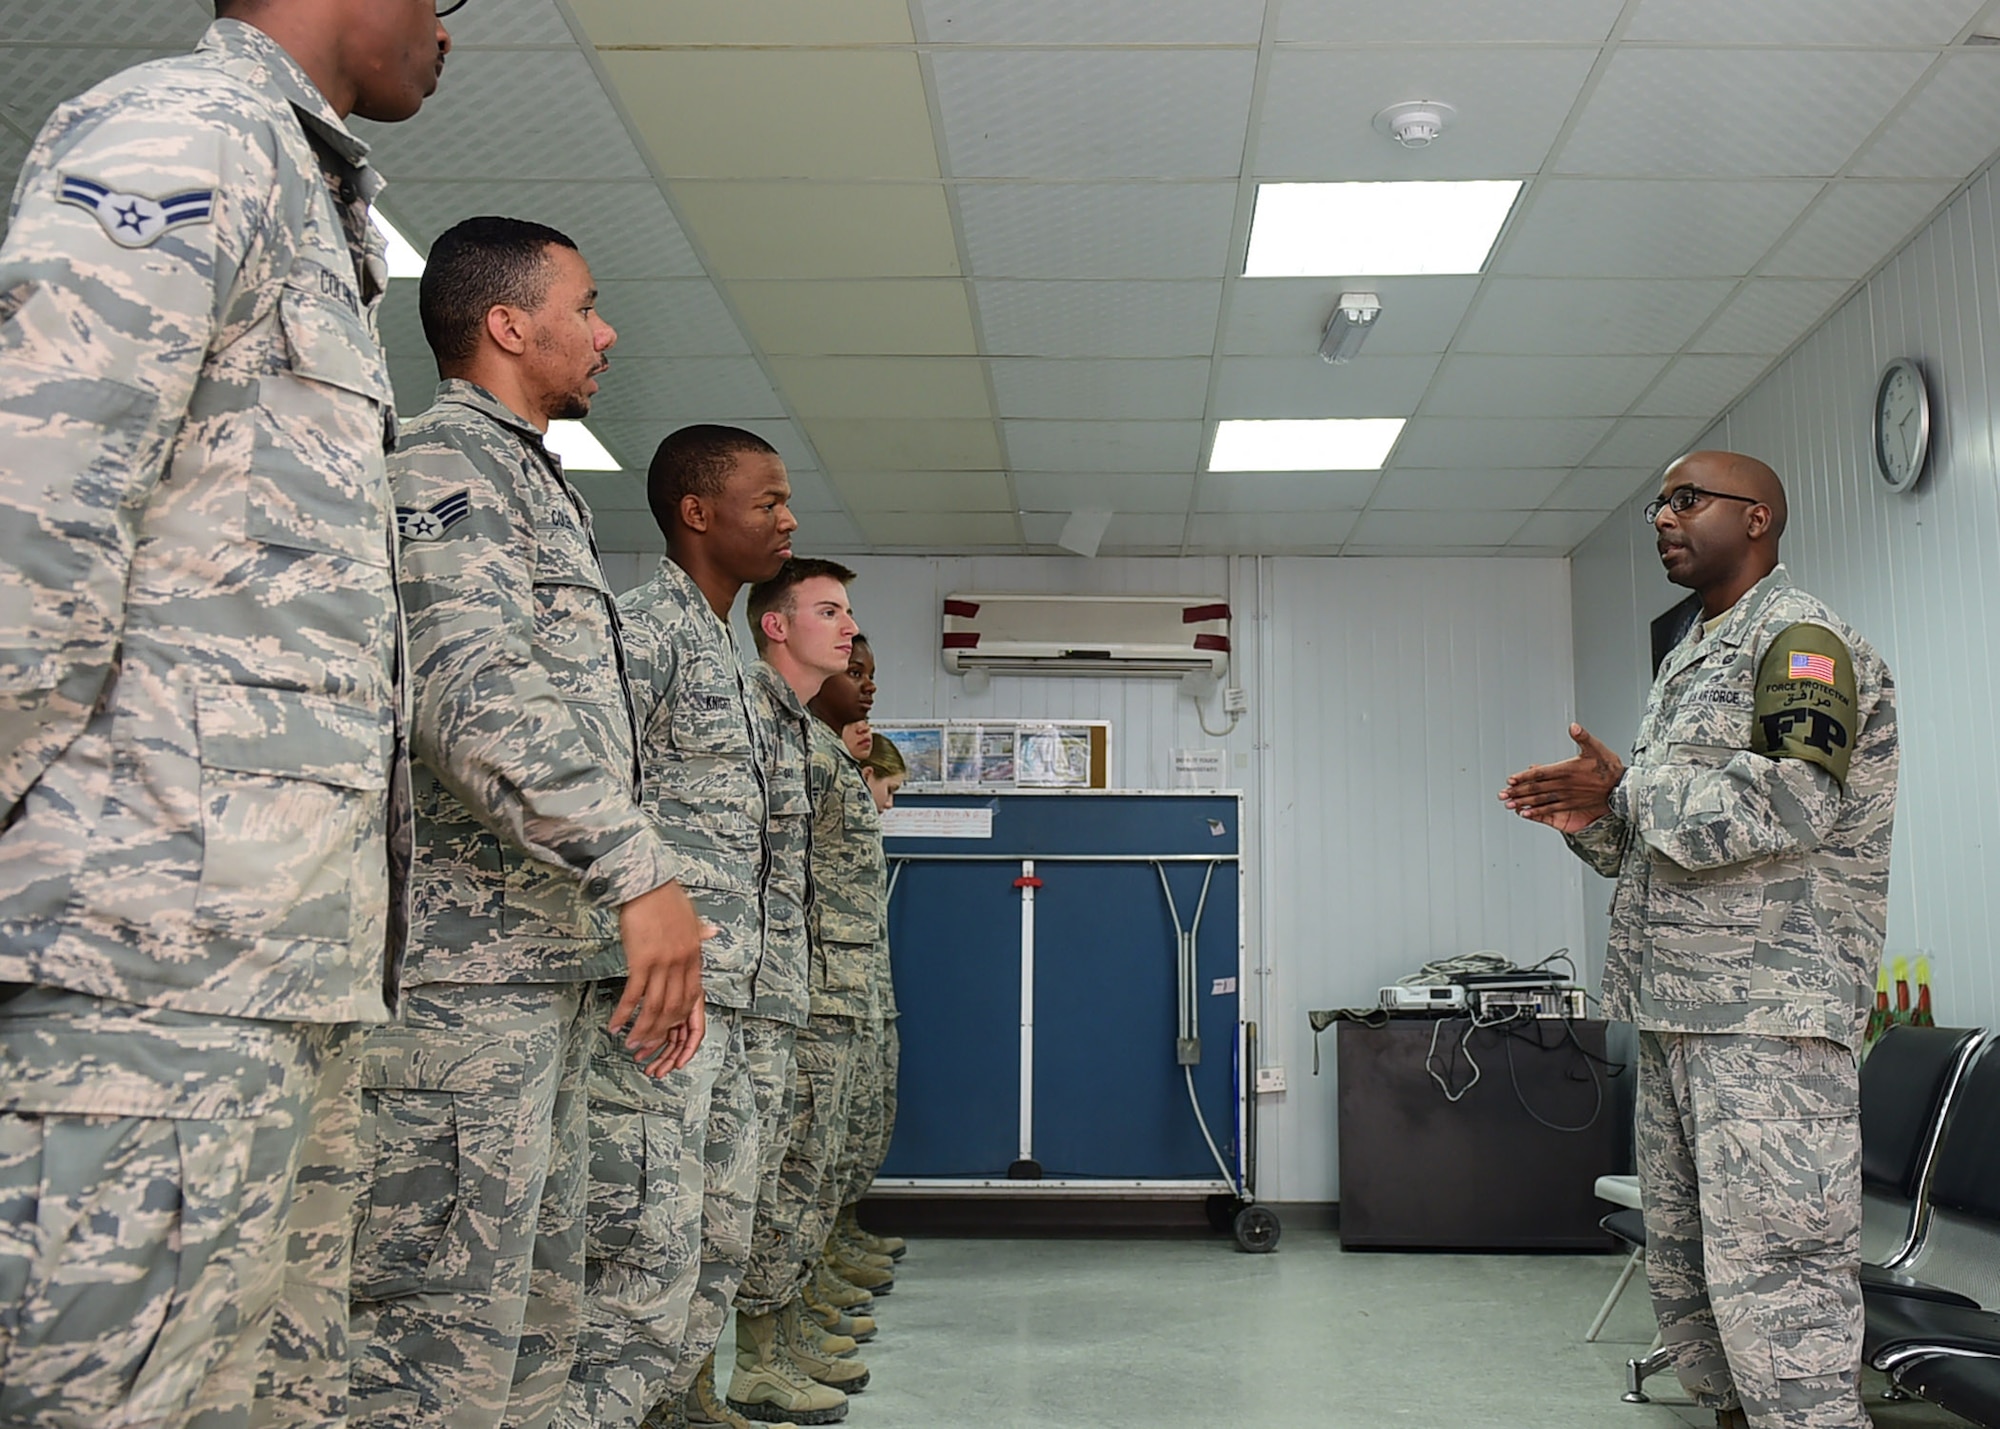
xmin=432 ymin=378 xmax=557 ymax=453
xmin=1658 ymin=563 xmax=1792 ymax=686
xmin=652 ymin=554 xmax=737 ymax=638
xmin=202 ymin=20 xmax=381 ymax=196
xmin=753 ymin=659 xmax=809 ymax=719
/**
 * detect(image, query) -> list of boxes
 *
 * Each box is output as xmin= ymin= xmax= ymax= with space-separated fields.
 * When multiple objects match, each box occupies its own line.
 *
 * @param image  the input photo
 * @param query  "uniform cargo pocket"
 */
xmin=194 ymin=685 xmax=389 ymax=944
xmin=1756 ymin=1289 xmax=1859 ymax=1382
xmin=352 ymin=1034 xmax=523 ymax=1300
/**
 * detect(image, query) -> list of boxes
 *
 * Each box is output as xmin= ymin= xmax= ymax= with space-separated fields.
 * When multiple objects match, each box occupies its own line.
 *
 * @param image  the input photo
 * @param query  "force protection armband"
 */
xmin=1751 ymin=622 xmax=1858 ymax=786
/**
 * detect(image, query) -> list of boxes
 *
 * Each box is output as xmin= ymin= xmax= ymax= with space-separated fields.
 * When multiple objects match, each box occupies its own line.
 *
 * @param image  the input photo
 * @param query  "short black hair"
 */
xmin=646 ymin=425 xmax=780 ymax=536
xmin=418 ymin=216 xmax=579 ymax=367
xmin=851 ymin=632 xmax=870 ymax=650
xmin=747 ymin=557 xmax=857 ymax=653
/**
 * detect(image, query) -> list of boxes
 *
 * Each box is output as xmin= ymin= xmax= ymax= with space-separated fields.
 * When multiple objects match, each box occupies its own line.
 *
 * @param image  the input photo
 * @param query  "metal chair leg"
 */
xmin=1587 ymin=1245 xmax=1644 ymax=1342
xmin=1624 ymin=1341 xmax=1670 ymax=1404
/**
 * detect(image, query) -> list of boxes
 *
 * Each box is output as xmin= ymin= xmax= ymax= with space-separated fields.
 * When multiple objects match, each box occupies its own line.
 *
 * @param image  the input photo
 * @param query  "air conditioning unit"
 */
xmin=941 ymin=594 xmax=1230 ymax=678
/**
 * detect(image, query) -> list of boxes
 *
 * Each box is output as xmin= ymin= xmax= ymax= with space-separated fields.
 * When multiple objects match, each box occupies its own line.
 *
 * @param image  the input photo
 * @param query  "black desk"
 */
xmin=1337 ymin=1017 xmax=1627 ymax=1250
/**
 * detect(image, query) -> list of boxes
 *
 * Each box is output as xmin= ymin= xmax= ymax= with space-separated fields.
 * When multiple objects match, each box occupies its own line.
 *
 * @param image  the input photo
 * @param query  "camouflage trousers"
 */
xmin=837 ymin=1017 xmax=898 ymax=1207
xmin=0 ymin=986 xmax=340 ymax=1429
xmin=1637 ymin=1030 xmax=1867 ymax=1429
xmin=739 ymin=1018 xmax=798 ymax=1295
xmin=737 ymin=1015 xmax=855 ymax=1315
xmin=345 ymin=981 xmax=590 ymax=1429
xmin=562 ymin=998 xmax=756 ymax=1429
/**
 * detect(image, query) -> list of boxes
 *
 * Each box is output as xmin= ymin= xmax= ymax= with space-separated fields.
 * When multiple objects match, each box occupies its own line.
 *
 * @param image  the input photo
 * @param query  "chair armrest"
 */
xmin=1862 ymin=1264 xmax=1982 ymax=1310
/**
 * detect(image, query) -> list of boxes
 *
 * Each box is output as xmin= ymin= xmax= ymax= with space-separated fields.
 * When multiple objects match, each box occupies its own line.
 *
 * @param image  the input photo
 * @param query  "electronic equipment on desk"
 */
xmin=1378 ymin=951 xmax=1582 ymax=1021
xmin=1379 ymin=983 xmax=1466 ymax=1014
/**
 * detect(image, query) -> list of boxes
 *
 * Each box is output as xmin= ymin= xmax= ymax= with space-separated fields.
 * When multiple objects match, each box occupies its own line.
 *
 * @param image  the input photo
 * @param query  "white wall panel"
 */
xmin=1569 ymin=165 xmax=2000 ymax=1035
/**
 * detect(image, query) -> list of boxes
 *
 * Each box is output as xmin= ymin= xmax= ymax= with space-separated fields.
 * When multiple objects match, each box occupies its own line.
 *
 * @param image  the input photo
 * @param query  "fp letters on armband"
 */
xmin=1751 ymin=623 xmax=1858 ymax=786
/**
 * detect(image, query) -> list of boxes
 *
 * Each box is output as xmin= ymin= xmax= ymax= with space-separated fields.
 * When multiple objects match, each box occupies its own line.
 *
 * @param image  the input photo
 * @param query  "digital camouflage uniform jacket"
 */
xmin=0 ymin=20 xmax=410 ymax=1022
xmin=1566 ymin=566 xmax=1898 ymax=1050
xmin=806 ymin=719 xmax=882 ymax=1019
xmin=748 ymin=659 xmax=812 ymax=1028
xmin=394 ymin=381 xmax=682 ymax=985
xmin=618 ymin=558 xmax=769 ymax=1008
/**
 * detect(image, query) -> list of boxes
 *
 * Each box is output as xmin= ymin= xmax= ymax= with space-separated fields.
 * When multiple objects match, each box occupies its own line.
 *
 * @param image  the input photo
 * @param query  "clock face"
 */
xmin=1873 ymin=358 xmax=1930 ymax=493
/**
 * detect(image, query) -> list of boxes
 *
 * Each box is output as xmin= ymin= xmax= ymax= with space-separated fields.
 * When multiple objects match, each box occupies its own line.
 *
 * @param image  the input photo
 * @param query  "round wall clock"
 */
xmin=1872 ymin=357 xmax=1931 ymax=494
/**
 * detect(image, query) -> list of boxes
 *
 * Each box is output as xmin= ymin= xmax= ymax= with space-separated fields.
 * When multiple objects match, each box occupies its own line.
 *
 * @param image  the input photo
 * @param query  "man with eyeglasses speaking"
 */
xmin=1501 ymin=451 xmax=1899 ymax=1429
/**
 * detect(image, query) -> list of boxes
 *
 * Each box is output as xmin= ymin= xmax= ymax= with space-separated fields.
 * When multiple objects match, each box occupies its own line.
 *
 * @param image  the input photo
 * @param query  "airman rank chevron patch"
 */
xmin=396 ymin=490 xmax=473 ymax=542
xmin=57 ymin=175 xmax=215 ymax=248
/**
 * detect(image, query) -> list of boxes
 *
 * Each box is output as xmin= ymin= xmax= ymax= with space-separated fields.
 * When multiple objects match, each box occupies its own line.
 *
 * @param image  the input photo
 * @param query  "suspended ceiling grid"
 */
xmin=4 ymin=0 xmax=2000 ymax=557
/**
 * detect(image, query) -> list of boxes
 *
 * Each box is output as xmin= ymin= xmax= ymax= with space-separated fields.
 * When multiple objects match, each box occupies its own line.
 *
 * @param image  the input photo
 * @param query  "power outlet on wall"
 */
xmin=1255 ymin=1066 xmax=1287 ymax=1094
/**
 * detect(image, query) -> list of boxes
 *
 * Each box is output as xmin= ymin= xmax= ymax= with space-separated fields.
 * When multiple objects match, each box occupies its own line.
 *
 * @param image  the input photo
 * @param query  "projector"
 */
xmin=1380 ymin=983 xmax=1467 ymax=1014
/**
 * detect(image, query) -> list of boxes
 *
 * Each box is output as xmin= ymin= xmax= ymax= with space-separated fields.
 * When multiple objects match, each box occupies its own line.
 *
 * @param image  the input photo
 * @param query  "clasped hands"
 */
xmin=1500 ymin=723 xmax=1625 ymax=835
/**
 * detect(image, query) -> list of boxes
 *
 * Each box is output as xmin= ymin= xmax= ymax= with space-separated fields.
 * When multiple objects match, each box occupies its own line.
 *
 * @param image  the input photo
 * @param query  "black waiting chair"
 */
xmin=1859 ymin=1025 xmax=1986 ymax=1269
xmin=1863 ymin=1038 xmax=2000 ymax=1425
xmin=1891 ymin=1351 xmax=2000 ymax=1427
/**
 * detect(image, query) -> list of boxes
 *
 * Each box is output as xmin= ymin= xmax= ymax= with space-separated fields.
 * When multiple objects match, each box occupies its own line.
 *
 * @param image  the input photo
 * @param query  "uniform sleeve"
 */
xmin=1563 ymin=811 xmax=1631 ymax=878
xmin=398 ymin=436 xmax=683 ymax=906
xmin=0 ymin=98 xmax=274 ymax=810
xmin=1610 ymin=624 xmax=1859 ymax=872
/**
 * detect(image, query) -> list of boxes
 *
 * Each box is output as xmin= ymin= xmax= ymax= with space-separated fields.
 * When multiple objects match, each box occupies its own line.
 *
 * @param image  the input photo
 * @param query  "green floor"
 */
xmin=716 ymin=1230 xmax=1969 ymax=1428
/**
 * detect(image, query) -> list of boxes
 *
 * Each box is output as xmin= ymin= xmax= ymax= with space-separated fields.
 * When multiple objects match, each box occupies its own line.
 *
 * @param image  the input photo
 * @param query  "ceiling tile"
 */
xmin=832 ymin=471 xmax=1013 ymax=513
xmin=1350 ymin=509 xmax=1532 ymax=544
xmin=569 ymin=472 xmax=652 ymax=514
xmin=0 ymin=1 xmax=204 ymax=48
xmin=1187 ymin=511 xmax=1362 ymax=548
xmin=443 ymin=0 xmax=576 ymax=46
xmin=1013 ymin=472 xmax=1197 ymax=512
xmin=957 ymin=183 xmax=1239 ymax=279
xmin=1211 ymin=355 xmax=1440 ymax=417
xmin=780 ymin=469 xmax=845 ymax=514
xmin=594 ymin=281 xmax=753 ymax=358
xmin=1422 ymin=354 xmax=1668 ymax=417
xmin=1195 ymin=472 xmax=1382 ymax=511
xmin=604 ymin=51 xmax=940 ymax=181
xmin=808 ymin=418 xmax=1004 ymax=470
xmin=391 ymin=361 xmax=440 ymax=419
xmin=1455 ymin=278 xmax=1735 ymax=354
xmin=1548 ymin=465 xmax=1655 ymax=510
xmin=356 ymin=49 xmax=649 ymax=181
xmin=1370 ymin=468 xmax=1569 ymax=509
xmin=975 ymin=280 xmax=1223 ymax=357
xmin=1629 ymin=354 xmax=1772 ymax=417
xmin=1583 ymin=415 xmax=1711 ymax=468
xmin=1005 ymin=420 xmax=1206 ymax=472
xmin=1020 ymin=511 xmax=1190 ymax=550
xmin=920 ymin=0 xmax=1265 ymax=44
xmin=1509 ymin=509 xmax=1612 ymax=550
xmin=384 ymin=181 xmax=705 ymax=280
xmin=0 ymin=126 xmax=26 ymax=188
xmin=1496 ymin=179 xmax=1821 ymax=278
xmin=589 ymin=358 xmax=787 ymax=426
xmin=989 ymin=359 xmax=1212 ymax=420
xmin=795 ymin=509 xmax=868 ymax=552
xmin=571 ymin=0 xmax=915 ymax=43
xmin=1761 ymin=182 xmax=1958 ymax=278
xmin=1851 ymin=53 xmax=2000 ymax=179
xmin=1690 ymin=279 xmax=1853 ymax=353
xmin=859 ymin=511 xmax=1023 ymax=547
xmin=380 ymin=284 xmax=428 ymax=359
xmin=934 ymin=50 xmax=1256 ymax=180
xmin=1222 ymin=277 xmax=1479 ymax=356
xmin=595 ymin=522 xmax=669 ymax=556
xmin=1623 ymin=0 xmax=1986 ymax=45
xmin=1393 ymin=417 xmax=1615 ymax=467
xmin=0 ymin=48 xmax=188 ymax=139
xmin=727 ymin=280 xmax=978 ymax=356
xmin=1276 ymin=0 xmax=1624 ymax=42
xmin=673 ymin=183 xmax=962 ymax=279
xmin=591 ymin=419 xmax=822 ymax=477
xmin=1257 ymin=47 xmax=1597 ymax=179
xmin=767 ymin=357 xmax=993 ymax=420
xmin=1557 ymin=49 xmax=1935 ymax=177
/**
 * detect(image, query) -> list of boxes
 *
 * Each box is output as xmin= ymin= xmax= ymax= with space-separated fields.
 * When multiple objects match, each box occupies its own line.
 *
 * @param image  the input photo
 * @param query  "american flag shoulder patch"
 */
xmin=1788 ymin=651 xmax=1837 ymax=685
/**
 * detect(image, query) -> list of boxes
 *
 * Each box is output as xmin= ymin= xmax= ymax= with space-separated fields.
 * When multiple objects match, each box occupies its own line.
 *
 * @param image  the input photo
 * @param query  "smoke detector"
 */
xmin=1373 ymin=100 xmax=1457 ymax=149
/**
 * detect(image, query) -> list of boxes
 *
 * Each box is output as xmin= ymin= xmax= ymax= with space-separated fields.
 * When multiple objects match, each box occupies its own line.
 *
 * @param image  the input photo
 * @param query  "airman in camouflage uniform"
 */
xmin=564 ymin=427 xmax=797 ymax=1429
xmin=0 ymin=9 xmax=447 ymax=1424
xmin=724 ymin=563 xmax=863 ymax=1426
xmin=1504 ymin=453 xmax=1897 ymax=1429
xmin=340 ymin=218 xmax=704 ymax=1429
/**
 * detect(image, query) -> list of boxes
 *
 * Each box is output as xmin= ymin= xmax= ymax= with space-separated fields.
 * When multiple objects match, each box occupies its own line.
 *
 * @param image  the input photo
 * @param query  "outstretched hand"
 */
xmin=1500 ymin=723 xmax=1624 ymax=834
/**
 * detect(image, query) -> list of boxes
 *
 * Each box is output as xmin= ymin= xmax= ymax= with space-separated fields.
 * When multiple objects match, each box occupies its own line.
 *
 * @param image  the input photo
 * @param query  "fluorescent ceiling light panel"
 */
xmin=1243 ymin=181 xmax=1522 ymax=277
xmin=1208 ymin=418 xmax=1405 ymax=472
xmin=371 ymin=210 xmax=427 ymax=279
xmin=546 ymin=421 xmax=621 ymax=470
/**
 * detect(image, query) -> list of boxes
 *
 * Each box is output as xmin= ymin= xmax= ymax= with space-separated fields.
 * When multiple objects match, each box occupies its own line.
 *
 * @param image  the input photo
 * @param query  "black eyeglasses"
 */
xmin=437 ymin=0 xmax=469 ymax=15
xmin=1642 ymin=485 xmax=1761 ymax=524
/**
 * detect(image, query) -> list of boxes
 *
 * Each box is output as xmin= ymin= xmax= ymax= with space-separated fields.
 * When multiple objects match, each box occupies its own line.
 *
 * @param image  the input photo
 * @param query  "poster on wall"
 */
xmin=872 ymin=719 xmax=1111 ymax=791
